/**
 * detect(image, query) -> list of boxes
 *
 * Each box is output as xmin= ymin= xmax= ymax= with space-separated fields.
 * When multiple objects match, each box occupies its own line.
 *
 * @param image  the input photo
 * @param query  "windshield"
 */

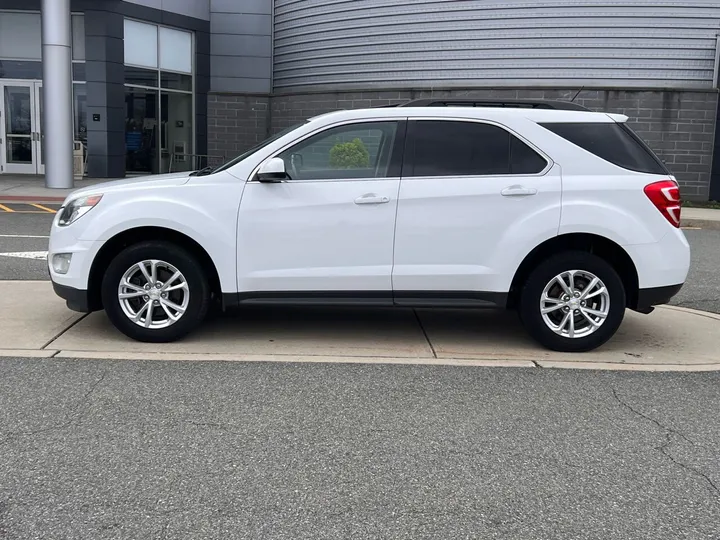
xmin=212 ymin=122 xmax=306 ymax=174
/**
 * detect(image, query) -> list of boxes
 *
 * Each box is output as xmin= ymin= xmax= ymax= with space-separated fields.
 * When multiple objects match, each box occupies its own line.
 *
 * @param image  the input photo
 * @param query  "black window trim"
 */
xmin=401 ymin=117 xmax=553 ymax=179
xmin=249 ymin=118 xmax=408 ymax=183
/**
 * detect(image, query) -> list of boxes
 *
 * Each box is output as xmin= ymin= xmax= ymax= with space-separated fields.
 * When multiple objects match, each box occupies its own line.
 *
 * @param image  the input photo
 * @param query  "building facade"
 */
xmin=1 ymin=0 xmax=719 ymax=200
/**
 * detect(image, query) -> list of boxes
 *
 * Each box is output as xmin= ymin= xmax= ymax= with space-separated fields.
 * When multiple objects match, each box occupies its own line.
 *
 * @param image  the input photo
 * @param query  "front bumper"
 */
xmin=52 ymin=281 xmax=94 ymax=313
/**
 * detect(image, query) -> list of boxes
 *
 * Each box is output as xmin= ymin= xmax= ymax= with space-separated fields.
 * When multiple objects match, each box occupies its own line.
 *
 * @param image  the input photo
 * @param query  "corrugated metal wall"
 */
xmin=273 ymin=0 xmax=720 ymax=91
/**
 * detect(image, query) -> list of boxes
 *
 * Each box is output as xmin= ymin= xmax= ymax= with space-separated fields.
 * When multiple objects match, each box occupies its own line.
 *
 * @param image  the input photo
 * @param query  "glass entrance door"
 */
xmin=34 ymin=83 xmax=45 ymax=175
xmin=0 ymin=81 xmax=42 ymax=174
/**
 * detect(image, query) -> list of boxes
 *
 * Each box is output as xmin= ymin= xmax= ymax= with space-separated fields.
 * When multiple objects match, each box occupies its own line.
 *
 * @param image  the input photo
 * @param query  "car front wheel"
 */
xmin=101 ymin=241 xmax=210 ymax=342
xmin=519 ymin=251 xmax=626 ymax=352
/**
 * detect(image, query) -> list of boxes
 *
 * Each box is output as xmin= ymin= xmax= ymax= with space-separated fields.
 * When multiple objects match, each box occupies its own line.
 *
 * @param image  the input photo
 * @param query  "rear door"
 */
xmin=392 ymin=118 xmax=562 ymax=303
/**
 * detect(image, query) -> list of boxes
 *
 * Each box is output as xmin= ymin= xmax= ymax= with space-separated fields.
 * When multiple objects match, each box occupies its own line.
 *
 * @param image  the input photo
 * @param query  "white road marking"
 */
xmin=0 ymin=234 xmax=50 ymax=238
xmin=0 ymin=251 xmax=48 ymax=260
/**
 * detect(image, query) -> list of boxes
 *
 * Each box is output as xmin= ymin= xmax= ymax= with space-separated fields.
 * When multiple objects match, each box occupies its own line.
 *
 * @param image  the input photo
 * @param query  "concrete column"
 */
xmin=41 ymin=0 xmax=74 ymax=189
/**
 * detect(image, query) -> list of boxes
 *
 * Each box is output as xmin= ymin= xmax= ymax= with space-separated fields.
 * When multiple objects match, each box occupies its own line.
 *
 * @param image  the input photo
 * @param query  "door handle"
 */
xmin=501 ymin=185 xmax=537 ymax=197
xmin=354 ymin=194 xmax=390 ymax=205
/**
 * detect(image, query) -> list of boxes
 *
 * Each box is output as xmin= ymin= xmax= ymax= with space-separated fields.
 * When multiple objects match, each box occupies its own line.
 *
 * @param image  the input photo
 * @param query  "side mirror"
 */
xmin=257 ymin=157 xmax=288 ymax=183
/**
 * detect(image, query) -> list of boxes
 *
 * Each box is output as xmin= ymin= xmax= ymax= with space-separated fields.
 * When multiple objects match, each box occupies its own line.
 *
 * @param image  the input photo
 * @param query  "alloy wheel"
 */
xmin=117 ymin=259 xmax=190 ymax=329
xmin=539 ymin=270 xmax=610 ymax=339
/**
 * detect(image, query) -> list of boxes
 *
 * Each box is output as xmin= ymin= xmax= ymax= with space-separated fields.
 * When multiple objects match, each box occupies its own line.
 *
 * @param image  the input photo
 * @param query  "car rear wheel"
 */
xmin=519 ymin=251 xmax=626 ymax=352
xmin=101 ymin=241 xmax=210 ymax=342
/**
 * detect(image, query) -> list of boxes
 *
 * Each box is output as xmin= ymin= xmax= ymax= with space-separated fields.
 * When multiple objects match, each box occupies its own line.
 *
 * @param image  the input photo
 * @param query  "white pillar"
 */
xmin=41 ymin=0 xmax=74 ymax=189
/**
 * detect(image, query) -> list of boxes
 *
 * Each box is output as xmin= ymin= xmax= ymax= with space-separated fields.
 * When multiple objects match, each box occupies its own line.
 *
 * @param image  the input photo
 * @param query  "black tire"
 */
xmin=101 ymin=241 xmax=210 ymax=342
xmin=519 ymin=251 xmax=626 ymax=352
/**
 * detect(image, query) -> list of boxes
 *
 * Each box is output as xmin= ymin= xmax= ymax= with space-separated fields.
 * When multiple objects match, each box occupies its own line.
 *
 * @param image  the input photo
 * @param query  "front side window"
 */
xmin=406 ymin=120 xmax=547 ymax=177
xmin=277 ymin=121 xmax=399 ymax=181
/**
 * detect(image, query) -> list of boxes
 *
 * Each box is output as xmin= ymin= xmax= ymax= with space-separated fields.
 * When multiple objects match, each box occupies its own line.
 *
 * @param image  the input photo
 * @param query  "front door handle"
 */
xmin=354 ymin=194 xmax=390 ymax=205
xmin=501 ymin=185 xmax=537 ymax=197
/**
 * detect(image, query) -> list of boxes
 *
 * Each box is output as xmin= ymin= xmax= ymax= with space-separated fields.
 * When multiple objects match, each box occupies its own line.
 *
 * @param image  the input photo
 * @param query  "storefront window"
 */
xmin=125 ymin=87 xmax=158 ymax=174
xmin=0 ymin=11 xmax=86 ymax=175
xmin=161 ymin=92 xmax=192 ymax=173
xmin=73 ymin=83 xmax=87 ymax=144
xmin=124 ymin=20 xmax=194 ymax=174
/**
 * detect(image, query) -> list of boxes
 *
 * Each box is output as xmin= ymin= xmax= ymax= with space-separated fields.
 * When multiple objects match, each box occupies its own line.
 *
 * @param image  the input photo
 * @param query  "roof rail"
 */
xmin=396 ymin=98 xmax=590 ymax=111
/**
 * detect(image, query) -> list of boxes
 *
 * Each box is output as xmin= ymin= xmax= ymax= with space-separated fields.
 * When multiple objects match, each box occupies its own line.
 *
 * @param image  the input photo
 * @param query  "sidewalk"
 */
xmin=2 ymin=281 xmax=720 ymax=371
xmin=681 ymin=207 xmax=720 ymax=229
xmin=0 ymin=175 xmax=116 ymax=202
xmin=1 ymin=174 xmax=719 ymax=229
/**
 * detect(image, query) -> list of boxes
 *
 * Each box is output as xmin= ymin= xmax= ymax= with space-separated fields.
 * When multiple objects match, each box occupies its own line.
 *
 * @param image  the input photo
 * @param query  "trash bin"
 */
xmin=73 ymin=141 xmax=84 ymax=181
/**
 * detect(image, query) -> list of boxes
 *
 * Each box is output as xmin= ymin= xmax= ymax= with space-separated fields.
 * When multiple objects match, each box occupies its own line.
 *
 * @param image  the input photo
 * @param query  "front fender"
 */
xmin=76 ymin=187 xmax=242 ymax=293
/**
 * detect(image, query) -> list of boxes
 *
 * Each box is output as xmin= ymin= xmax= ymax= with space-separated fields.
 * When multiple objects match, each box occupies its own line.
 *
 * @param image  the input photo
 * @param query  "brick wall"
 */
xmin=207 ymin=94 xmax=270 ymax=164
xmin=210 ymin=88 xmax=719 ymax=200
xmin=574 ymin=90 xmax=717 ymax=201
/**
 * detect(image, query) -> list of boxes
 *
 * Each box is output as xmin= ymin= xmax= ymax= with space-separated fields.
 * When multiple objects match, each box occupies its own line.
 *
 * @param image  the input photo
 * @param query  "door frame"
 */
xmin=0 ymin=80 xmax=43 ymax=175
xmin=33 ymin=82 xmax=45 ymax=175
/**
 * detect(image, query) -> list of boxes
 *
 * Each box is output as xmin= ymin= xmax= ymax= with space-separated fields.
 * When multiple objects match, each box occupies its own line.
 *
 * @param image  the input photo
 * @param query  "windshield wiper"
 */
xmin=190 ymin=166 xmax=215 ymax=177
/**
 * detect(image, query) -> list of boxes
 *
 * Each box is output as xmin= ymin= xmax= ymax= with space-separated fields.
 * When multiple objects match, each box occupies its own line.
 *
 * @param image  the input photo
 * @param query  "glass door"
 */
xmin=1 ymin=82 xmax=39 ymax=174
xmin=34 ymin=83 xmax=44 ymax=175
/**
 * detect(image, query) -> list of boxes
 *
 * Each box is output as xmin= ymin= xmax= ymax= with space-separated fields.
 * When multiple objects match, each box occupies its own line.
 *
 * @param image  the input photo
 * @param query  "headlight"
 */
xmin=57 ymin=195 xmax=103 ymax=226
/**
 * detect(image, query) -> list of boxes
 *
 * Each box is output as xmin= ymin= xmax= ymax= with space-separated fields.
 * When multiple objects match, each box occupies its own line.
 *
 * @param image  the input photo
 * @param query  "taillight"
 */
xmin=644 ymin=180 xmax=681 ymax=228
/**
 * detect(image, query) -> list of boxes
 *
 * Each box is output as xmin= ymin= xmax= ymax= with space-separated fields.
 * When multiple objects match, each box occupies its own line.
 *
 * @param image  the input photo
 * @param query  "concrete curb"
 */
xmin=681 ymin=219 xmax=720 ymax=230
xmin=0 ymin=349 xmax=715 ymax=372
xmin=660 ymin=304 xmax=720 ymax=320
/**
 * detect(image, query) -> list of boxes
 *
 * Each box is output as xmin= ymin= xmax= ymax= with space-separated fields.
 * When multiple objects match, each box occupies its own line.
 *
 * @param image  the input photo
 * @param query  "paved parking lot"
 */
xmin=2 ymin=357 xmax=719 ymax=539
xmin=2 ymin=207 xmax=720 ymax=539
xmin=0 ymin=202 xmax=59 ymax=214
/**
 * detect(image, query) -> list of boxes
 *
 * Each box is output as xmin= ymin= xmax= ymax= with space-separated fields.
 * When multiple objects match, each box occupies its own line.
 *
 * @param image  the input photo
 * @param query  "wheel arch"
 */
xmin=86 ymin=227 xmax=222 ymax=311
xmin=507 ymin=233 xmax=640 ymax=310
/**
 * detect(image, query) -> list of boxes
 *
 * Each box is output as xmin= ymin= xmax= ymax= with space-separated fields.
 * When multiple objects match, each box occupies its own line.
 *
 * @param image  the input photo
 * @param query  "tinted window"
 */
xmin=278 ymin=121 xmax=398 ymax=180
xmin=407 ymin=120 xmax=547 ymax=177
xmin=540 ymin=122 xmax=668 ymax=175
xmin=510 ymin=136 xmax=548 ymax=174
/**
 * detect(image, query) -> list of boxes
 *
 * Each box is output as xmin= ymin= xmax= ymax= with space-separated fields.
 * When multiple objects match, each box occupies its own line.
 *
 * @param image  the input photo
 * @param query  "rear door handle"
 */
xmin=354 ymin=194 xmax=390 ymax=205
xmin=501 ymin=185 xmax=537 ymax=197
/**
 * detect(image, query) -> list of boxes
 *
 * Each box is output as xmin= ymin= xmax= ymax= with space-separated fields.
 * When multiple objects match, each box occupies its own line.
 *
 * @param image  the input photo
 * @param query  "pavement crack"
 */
xmin=40 ymin=312 xmax=90 ymax=349
xmin=612 ymin=388 xmax=719 ymax=499
xmin=0 ymin=370 xmax=107 ymax=446
xmin=412 ymin=308 xmax=437 ymax=359
xmin=611 ymin=388 xmax=698 ymax=447
xmin=655 ymin=432 xmax=720 ymax=498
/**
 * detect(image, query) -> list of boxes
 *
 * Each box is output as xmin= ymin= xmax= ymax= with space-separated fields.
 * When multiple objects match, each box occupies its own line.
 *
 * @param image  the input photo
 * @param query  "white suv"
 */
xmin=49 ymin=99 xmax=690 ymax=352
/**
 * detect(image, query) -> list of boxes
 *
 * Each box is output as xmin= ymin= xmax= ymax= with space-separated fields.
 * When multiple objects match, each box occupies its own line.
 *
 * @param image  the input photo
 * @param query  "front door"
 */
xmin=237 ymin=120 xmax=404 ymax=298
xmin=0 ymin=81 xmax=43 ymax=174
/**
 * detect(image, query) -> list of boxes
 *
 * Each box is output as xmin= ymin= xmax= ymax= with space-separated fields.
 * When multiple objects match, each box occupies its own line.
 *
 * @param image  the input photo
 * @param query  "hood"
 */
xmin=63 ymin=171 xmax=192 ymax=203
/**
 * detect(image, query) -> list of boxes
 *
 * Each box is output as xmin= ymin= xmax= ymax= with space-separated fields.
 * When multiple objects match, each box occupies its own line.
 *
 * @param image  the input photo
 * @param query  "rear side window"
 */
xmin=540 ymin=122 xmax=668 ymax=175
xmin=406 ymin=120 xmax=547 ymax=177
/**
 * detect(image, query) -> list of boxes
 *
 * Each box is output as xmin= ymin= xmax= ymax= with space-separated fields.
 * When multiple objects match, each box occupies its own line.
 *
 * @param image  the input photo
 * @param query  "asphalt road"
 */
xmin=0 ymin=358 xmax=719 ymax=540
xmin=2 ymin=210 xmax=719 ymax=313
xmin=2 ymin=212 xmax=719 ymax=538
xmin=0 ymin=211 xmax=55 ymax=280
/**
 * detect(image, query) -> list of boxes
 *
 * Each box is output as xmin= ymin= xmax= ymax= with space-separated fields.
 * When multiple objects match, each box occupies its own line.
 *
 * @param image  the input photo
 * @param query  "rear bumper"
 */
xmin=635 ymin=283 xmax=683 ymax=312
xmin=52 ymin=281 xmax=94 ymax=313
